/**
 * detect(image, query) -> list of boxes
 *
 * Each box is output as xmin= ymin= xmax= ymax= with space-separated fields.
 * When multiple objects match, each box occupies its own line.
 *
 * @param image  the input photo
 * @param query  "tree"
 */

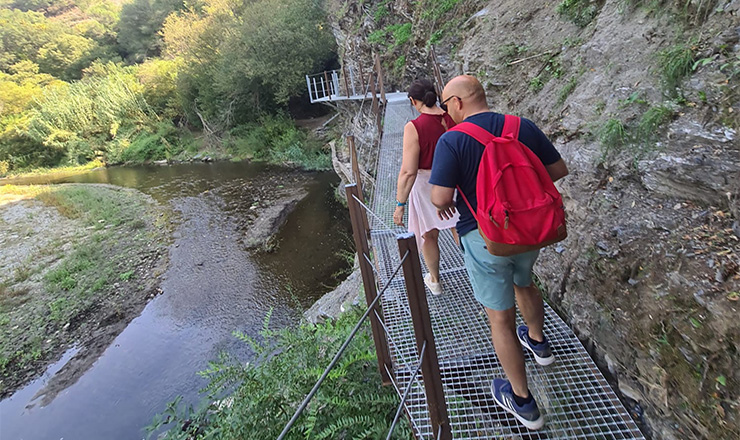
xmin=37 ymin=33 xmax=96 ymax=79
xmin=237 ymin=0 xmax=335 ymax=104
xmin=116 ymin=0 xmax=185 ymax=62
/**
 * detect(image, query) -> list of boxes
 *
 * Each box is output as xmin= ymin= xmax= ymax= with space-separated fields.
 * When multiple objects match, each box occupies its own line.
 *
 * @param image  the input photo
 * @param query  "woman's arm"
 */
xmin=393 ymin=122 xmax=420 ymax=226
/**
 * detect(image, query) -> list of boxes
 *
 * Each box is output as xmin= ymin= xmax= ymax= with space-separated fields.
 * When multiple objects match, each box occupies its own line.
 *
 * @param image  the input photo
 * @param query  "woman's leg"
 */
xmin=421 ymin=228 xmax=441 ymax=282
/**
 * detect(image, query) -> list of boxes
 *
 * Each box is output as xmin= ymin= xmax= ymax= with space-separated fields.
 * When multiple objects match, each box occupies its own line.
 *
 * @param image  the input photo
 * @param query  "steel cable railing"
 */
xmin=275 ymin=250 xmax=410 ymax=440
xmin=352 ymin=194 xmax=395 ymax=231
xmin=385 ymin=340 xmax=428 ymax=440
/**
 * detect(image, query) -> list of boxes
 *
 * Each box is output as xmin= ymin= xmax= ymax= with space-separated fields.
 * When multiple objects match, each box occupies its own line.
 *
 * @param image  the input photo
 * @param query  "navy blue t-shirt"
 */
xmin=429 ymin=112 xmax=561 ymax=236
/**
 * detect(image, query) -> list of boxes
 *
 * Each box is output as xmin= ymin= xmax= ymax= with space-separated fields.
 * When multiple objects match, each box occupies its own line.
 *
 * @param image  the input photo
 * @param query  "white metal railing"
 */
xmin=306 ymin=63 xmax=373 ymax=103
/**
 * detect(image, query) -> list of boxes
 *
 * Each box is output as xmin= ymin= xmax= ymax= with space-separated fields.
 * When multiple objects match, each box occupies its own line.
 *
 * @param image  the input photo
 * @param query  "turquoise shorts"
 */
xmin=460 ymin=230 xmax=540 ymax=311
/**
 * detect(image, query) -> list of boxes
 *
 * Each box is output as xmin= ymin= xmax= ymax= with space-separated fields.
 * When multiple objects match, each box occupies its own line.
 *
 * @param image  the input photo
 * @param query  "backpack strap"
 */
xmin=502 ymin=114 xmax=521 ymax=139
xmin=448 ymin=121 xmax=496 ymax=146
xmin=447 ymin=122 xmax=494 ymax=224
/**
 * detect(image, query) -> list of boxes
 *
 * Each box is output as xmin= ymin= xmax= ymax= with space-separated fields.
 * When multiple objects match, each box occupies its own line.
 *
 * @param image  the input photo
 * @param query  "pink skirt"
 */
xmin=408 ymin=169 xmax=459 ymax=248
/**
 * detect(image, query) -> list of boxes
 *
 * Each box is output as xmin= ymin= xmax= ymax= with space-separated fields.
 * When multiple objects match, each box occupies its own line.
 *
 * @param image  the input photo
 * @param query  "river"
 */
xmin=0 ymin=161 xmax=353 ymax=439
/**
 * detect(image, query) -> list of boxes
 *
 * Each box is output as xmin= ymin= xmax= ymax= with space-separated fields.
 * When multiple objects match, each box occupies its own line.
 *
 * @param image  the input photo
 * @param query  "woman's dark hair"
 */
xmin=407 ymin=79 xmax=438 ymax=108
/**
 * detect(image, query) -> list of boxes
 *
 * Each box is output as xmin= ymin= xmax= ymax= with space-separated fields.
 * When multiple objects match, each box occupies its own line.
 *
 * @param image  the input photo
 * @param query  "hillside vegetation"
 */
xmin=0 ymin=0 xmax=336 ymax=174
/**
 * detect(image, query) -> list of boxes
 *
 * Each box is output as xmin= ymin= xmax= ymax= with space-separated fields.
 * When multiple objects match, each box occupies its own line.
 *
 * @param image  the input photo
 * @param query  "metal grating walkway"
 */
xmin=367 ymin=93 xmax=644 ymax=439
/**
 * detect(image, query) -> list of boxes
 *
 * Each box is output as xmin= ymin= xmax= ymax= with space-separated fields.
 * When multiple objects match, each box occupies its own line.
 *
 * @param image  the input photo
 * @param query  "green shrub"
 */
xmin=598 ymin=104 xmax=675 ymax=162
xmin=148 ymin=307 xmax=410 ymax=439
xmin=368 ymin=29 xmax=387 ymax=45
xmin=598 ymin=118 xmax=627 ymax=155
xmin=419 ymin=0 xmax=462 ymax=21
xmin=557 ymin=76 xmax=579 ymax=106
xmin=637 ymin=104 xmax=674 ymax=139
xmin=394 ymin=55 xmax=406 ymax=75
xmin=374 ymin=1 xmax=390 ymax=22
xmin=392 ymin=23 xmax=412 ymax=47
xmin=659 ymin=43 xmax=695 ymax=93
xmin=120 ymin=121 xmax=180 ymax=163
xmin=557 ymin=0 xmax=600 ymax=27
xmin=226 ymin=115 xmax=329 ymax=170
xmin=429 ymin=29 xmax=444 ymax=45
xmin=529 ymin=76 xmax=544 ymax=92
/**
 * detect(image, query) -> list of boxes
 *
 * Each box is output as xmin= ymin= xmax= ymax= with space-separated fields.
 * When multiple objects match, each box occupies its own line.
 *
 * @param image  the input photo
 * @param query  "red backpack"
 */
xmin=449 ymin=115 xmax=567 ymax=256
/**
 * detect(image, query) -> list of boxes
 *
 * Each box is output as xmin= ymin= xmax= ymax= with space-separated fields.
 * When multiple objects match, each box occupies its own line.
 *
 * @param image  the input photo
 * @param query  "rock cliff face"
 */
xmin=327 ymin=1 xmax=739 ymax=438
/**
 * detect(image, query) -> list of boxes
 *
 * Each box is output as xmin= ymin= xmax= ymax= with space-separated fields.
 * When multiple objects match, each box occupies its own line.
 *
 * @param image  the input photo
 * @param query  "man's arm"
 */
xmin=545 ymin=158 xmax=568 ymax=182
xmin=431 ymin=185 xmax=456 ymax=220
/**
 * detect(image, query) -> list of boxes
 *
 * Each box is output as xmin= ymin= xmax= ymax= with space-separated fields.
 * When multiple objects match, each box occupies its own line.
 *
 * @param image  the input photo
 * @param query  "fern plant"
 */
xmin=148 ymin=307 xmax=410 ymax=439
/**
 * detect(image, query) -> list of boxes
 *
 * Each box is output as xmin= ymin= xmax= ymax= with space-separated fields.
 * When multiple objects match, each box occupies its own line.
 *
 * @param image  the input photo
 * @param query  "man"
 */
xmin=429 ymin=75 xmax=568 ymax=430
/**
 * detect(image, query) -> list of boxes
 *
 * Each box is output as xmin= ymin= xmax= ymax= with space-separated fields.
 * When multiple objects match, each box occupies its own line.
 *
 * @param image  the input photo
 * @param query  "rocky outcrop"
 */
xmin=243 ymin=189 xmax=308 ymax=250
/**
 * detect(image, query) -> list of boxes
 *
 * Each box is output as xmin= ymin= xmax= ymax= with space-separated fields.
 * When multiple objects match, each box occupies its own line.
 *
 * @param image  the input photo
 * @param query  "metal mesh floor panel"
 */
xmin=364 ymin=97 xmax=644 ymax=439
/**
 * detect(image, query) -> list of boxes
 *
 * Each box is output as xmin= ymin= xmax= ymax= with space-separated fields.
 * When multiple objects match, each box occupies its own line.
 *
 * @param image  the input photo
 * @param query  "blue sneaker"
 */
xmin=517 ymin=325 xmax=555 ymax=366
xmin=491 ymin=378 xmax=545 ymax=430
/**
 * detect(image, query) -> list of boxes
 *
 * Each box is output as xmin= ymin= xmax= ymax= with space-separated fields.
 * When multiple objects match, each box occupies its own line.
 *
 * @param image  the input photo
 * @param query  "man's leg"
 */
xmin=421 ymin=228 xmax=440 ymax=282
xmin=514 ymin=283 xmax=545 ymax=342
xmin=485 ymin=306 xmax=529 ymax=398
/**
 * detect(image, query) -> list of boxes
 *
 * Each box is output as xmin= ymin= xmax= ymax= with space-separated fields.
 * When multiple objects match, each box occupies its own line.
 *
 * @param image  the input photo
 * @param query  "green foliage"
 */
xmin=368 ymin=23 xmax=412 ymax=49
xmin=557 ymin=0 xmax=601 ymax=27
xmin=529 ymin=76 xmax=544 ymax=92
xmin=0 ymin=6 xmax=116 ymax=80
xmin=500 ymin=43 xmax=529 ymax=62
xmin=557 ymin=75 xmax=579 ymax=106
xmin=368 ymin=29 xmax=387 ymax=45
xmin=226 ymin=115 xmax=329 ymax=170
xmin=136 ymin=59 xmax=181 ymax=118
xmin=25 ymin=63 xmax=157 ymax=164
xmin=374 ymin=0 xmax=390 ymax=22
xmin=149 ymin=307 xmax=409 ymax=439
xmin=0 ymin=8 xmax=60 ymax=71
xmin=659 ymin=43 xmax=695 ymax=93
xmin=419 ymin=0 xmax=462 ymax=21
xmin=637 ymin=104 xmax=674 ymax=140
xmin=394 ymin=55 xmax=406 ymax=76
xmin=116 ymin=0 xmax=185 ymax=62
xmin=544 ymin=56 xmax=564 ymax=79
xmin=598 ymin=118 xmax=627 ymax=156
xmin=163 ymin=0 xmax=335 ymax=128
xmin=598 ymin=104 xmax=675 ymax=162
xmin=120 ymin=121 xmax=182 ymax=163
xmin=429 ymin=29 xmax=444 ymax=45
xmin=392 ymin=23 xmax=412 ymax=46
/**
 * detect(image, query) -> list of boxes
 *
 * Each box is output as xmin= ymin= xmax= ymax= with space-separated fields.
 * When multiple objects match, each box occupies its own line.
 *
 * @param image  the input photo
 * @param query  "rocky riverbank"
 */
xmin=0 ymin=184 xmax=171 ymax=399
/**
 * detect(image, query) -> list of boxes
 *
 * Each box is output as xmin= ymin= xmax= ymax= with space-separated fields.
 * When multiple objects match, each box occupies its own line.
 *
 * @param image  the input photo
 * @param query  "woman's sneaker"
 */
xmin=517 ymin=325 xmax=555 ymax=366
xmin=491 ymin=378 xmax=545 ymax=430
xmin=423 ymin=273 xmax=443 ymax=296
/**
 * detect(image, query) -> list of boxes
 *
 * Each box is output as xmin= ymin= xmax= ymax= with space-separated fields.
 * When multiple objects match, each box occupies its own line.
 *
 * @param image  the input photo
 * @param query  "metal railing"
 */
xmin=276 ymin=183 xmax=451 ymax=439
xmin=306 ymin=54 xmax=385 ymax=104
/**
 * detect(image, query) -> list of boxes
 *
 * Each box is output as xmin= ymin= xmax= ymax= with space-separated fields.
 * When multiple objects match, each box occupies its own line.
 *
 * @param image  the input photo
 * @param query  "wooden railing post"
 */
xmin=342 ymin=64 xmax=351 ymax=98
xmin=374 ymin=53 xmax=386 ymax=104
xmin=397 ymin=233 xmax=451 ymax=440
xmin=347 ymin=136 xmax=369 ymax=235
xmin=358 ymin=61 xmax=366 ymax=96
xmin=346 ymin=184 xmax=392 ymax=385
xmin=369 ymin=71 xmax=378 ymax=115
xmin=430 ymin=46 xmax=445 ymax=99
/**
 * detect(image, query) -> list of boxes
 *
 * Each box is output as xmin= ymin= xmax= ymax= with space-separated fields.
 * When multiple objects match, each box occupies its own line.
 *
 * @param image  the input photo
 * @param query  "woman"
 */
xmin=393 ymin=79 xmax=459 ymax=296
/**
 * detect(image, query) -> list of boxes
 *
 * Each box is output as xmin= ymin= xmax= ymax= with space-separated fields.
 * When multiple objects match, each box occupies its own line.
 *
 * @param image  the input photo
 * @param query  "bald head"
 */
xmin=445 ymin=75 xmax=487 ymax=105
xmin=441 ymin=75 xmax=489 ymax=123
